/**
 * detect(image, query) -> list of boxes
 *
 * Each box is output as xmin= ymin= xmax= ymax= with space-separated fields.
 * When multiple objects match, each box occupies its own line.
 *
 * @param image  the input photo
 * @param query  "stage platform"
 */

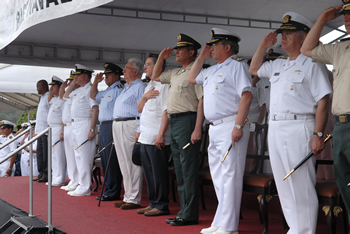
xmin=0 ymin=176 xmax=345 ymax=233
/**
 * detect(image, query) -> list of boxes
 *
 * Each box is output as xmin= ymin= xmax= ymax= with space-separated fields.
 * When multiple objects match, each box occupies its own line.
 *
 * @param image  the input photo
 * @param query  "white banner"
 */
xmin=0 ymin=0 xmax=112 ymax=50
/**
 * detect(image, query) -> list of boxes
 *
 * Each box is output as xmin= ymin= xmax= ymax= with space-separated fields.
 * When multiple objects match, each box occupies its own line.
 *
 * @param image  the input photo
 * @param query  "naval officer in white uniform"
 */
xmin=188 ymin=28 xmax=252 ymax=234
xmin=47 ymin=76 xmax=66 ymax=186
xmin=0 ymin=120 xmax=17 ymax=177
xmin=249 ymin=12 xmax=332 ymax=234
xmin=64 ymin=64 xmax=99 ymax=196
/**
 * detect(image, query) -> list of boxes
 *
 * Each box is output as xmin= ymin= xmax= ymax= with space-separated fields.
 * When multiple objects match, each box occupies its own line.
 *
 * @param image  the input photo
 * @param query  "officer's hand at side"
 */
xmin=159 ymin=47 xmax=174 ymax=60
xmin=88 ymin=131 xmax=95 ymax=141
xmin=312 ymin=135 xmax=325 ymax=155
xmin=231 ymin=128 xmax=243 ymax=147
xmin=155 ymin=134 xmax=165 ymax=150
xmin=60 ymin=133 xmax=64 ymax=141
xmin=198 ymin=45 xmax=213 ymax=60
xmin=191 ymin=128 xmax=201 ymax=144
xmin=135 ymin=132 xmax=140 ymax=142
xmin=261 ymin=31 xmax=278 ymax=49
xmin=143 ymin=87 xmax=160 ymax=100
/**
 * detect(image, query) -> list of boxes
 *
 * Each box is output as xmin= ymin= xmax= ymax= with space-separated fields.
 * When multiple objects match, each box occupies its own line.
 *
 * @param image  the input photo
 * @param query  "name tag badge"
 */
xmin=218 ymin=73 xmax=223 ymax=77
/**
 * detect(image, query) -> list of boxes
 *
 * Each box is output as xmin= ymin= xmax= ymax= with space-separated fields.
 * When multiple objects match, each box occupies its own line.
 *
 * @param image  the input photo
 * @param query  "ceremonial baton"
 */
xmin=75 ymin=131 xmax=100 ymax=150
xmin=182 ymin=142 xmax=191 ymax=149
xmin=283 ymin=134 xmax=332 ymax=181
xmin=98 ymin=141 xmax=113 ymax=154
xmin=52 ymin=140 xmax=60 ymax=147
xmin=221 ymin=118 xmax=249 ymax=163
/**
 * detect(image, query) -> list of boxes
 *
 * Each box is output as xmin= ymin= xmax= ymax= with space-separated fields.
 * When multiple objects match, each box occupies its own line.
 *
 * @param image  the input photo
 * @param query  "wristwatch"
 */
xmin=90 ymin=129 xmax=95 ymax=132
xmin=313 ymin=132 xmax=323 ymax=137
xmin=234 ymin=124 xmax=242 ymax=130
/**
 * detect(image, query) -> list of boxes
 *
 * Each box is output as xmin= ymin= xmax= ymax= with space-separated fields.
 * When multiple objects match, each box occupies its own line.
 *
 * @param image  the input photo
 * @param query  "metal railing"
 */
xmin=0 ymin=127 xmax=53 ymax=232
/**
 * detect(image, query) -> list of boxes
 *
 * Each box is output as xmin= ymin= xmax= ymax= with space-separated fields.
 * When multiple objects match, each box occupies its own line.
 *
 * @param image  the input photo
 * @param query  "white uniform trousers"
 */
xmin=64 ymin=125 xmax=79 ymax=186
xmin=209 ymin=118 xmax=250 ymax=231
xmin=269 ymin=119 xmax=318 ymax=234
xmin=20 ymin=151 xmax=39 ymax=176
xmin=112 ymin=120 xmax=143 ymax=204
xmin=51 ymin=125 xmax=66 ymax=184
xmin=72 ymin=120 xmax=96 ymax=194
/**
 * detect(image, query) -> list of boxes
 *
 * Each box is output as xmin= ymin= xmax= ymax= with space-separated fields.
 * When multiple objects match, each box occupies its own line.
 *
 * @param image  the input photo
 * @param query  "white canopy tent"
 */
xmin=0 ymin=0 xmax=347 ymax=111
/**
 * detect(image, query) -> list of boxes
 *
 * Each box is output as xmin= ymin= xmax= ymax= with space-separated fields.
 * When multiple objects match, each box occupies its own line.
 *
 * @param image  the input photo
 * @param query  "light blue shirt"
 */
xmin=96 ymin=81 xmax=123 ymax=122
xmin=113 ymin=79 xmax=146 ymax=118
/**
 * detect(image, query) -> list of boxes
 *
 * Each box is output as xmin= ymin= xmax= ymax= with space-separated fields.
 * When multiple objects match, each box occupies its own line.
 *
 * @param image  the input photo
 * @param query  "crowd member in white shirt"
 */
xmin=20 ymin=122 xmax=39 ymax=177
xmin=136 ymin=53 xmax=171 ymax=216
xmin=34 ymin=80 xmax=50 ymax=182
xmin=47 ymin=76 xmax=66 ymax=186
xmin=59 ymin=71 xmax=80 ymax=192
xmin=64 ymin=64 xmax=99 ymax=197
xmin=0 ymin=120 xmax=17 ymax=177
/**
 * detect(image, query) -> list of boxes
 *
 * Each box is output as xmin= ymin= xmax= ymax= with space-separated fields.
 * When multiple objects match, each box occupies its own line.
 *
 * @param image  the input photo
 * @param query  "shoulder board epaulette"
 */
xmin=277 ymin=56 xmax=288 ymax=59
xmin=9 ymin=136 xmax=12 ymax=139
xmin=231 ymin=56 xmax=244 ymax=61
xmin=340 ymin=38 xmax=350 ymax=42
xmin=117 ymin=84 xmax=123 ymax=88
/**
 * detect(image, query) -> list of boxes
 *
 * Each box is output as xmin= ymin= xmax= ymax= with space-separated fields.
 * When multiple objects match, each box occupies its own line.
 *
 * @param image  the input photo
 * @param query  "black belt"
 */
xmin=169 ymin=111 xmax=197 ymax=119
xmin=114 ymin=117 xmax=140 ymax=122
xmin=334 ymin=114 xmax=350 ymax=123
xmin=100 ymin=120 xmax=113 ymax=125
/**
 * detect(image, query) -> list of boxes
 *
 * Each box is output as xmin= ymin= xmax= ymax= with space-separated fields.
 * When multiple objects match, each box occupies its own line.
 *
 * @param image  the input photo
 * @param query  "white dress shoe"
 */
xmin=213 ymin=229 xmax=238 ymax=234
xmin=68 ymin=190 xmax=91 ymax=197
xmin=52 ymin=182 xmax=65 ymax=187
xmin=64 ymin=185 xmax=78 ymax=191
xmin=201 ymin=226 xmax=220 ymax=234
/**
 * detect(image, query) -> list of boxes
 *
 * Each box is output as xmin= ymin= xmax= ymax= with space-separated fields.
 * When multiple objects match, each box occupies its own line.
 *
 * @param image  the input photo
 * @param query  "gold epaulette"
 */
xmin=231 ymin=56 xmax=244 ymax=61
xmin=117 ymin=84 xmax=123 ymax=88
xmin=277 ymin=55 xmax=288 ymax=59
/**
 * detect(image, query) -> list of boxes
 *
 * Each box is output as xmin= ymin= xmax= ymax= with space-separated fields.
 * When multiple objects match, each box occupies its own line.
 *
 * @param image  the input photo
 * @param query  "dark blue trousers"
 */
xmin=140 ymin=144 xmax=170 ymax=211
xmin=99 ymin=122 xmax=122 ymax=198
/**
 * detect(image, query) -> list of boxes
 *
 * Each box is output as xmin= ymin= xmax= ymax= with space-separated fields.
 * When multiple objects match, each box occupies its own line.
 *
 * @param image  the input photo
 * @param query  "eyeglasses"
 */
xmin=144 ymin=63 xmax=154 ymax=67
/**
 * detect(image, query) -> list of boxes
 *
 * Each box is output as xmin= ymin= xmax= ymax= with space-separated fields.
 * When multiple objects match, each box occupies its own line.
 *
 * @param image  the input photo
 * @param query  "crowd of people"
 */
xmin=1 ymin=2 xmax=350 ymax=233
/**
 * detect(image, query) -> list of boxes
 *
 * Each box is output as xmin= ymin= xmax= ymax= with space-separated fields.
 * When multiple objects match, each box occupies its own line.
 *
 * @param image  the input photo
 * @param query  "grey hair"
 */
xmin=221 ymin=40 xmax=239 ymax=55
xmin=128 ymin=58 xmax=144 ymax=77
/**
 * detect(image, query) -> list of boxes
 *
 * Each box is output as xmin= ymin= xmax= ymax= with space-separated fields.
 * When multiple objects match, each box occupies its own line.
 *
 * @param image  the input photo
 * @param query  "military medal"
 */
xmin=215 ymin=86 xmax=218 ymax=90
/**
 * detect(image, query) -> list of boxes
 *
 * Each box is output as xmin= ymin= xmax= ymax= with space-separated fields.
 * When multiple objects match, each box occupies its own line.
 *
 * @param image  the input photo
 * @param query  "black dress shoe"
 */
xmin=95 ymin=195 xmax=121 ymax=201
xmin=33 ymin=177 xmax=41 ymax=181
xmin=38 ymin=177 xmax=48 ymax=182
xmin=165 ymin=216 xmax=179 ymax=224
xmin=170 ymin=217 xmax=198 ymax=226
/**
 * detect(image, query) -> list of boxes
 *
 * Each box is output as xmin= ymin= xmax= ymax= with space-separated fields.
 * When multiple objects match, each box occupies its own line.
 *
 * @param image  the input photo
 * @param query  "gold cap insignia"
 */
xmin=211 ymin=30 xmax=214 ymax=37
xmin=74 ymin=66 xmax=77 ymax=70
xmin=0 ymin=122 xmax=3 ymax=125
xmin=345 ymin=0 xmax=349 ymax=2
xmin=104 ymin=64 xmax=108 ymax=68
xmin=268 ymin=49 xmax=273 ymax=54
xmin=177 ymin=34 xmax=181 ymax=42
xmin=283 ymin=15 xmax=290 ymax=23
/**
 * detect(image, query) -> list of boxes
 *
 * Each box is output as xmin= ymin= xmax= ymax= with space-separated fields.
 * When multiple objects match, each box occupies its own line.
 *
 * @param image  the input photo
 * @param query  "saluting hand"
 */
xmin=159 ymin=47 xmax=174 ymax=60
xmin=62 ymin=80 xmax=69 ymax=89
xmin=94 ymin=73 xmax=104 ymax=84
xmin=198 ymin=45 xmax=213 ymax=60
xmin=319 ymin=5 xmax=343 ymax=22
xmin=261 ymin=31 xmax=278 ymax=49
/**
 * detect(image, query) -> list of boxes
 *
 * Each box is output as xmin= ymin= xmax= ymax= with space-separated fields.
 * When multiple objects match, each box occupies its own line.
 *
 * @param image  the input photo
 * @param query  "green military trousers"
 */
xmin=333 ymin=121 xmax=350 ymax=218
xmin=169 ymin=113 xmax=201 ymax=221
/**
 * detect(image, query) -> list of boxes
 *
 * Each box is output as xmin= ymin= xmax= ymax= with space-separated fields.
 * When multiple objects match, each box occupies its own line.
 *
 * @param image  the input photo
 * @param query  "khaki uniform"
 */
xmin=160 ymin=61 xmax=203 ymax=221
xmin=312 ymin=39 xmax=350 ymax=216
